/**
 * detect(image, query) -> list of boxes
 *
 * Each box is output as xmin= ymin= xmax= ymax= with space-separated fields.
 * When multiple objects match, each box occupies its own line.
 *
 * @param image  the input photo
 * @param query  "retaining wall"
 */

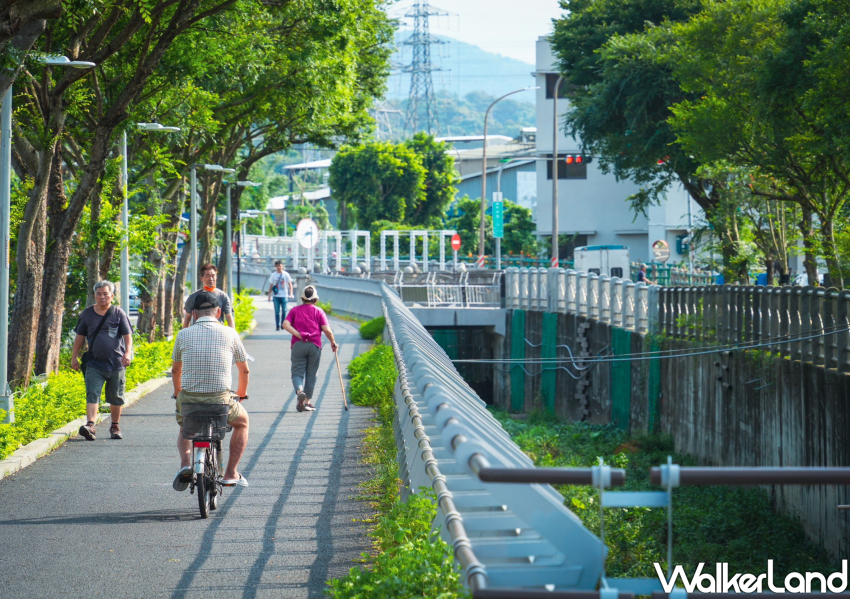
xmin=500 ymin=308 xmax=850 ymax=559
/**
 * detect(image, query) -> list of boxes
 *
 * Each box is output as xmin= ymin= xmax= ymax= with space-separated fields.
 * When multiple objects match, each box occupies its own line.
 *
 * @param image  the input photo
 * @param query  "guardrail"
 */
xmin=307 ymin=273 xmax=608 ymax=592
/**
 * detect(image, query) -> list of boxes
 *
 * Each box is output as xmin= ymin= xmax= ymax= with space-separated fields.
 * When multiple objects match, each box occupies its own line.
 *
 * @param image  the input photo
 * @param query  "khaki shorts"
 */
xmin=175 ymin=390 xmax=246 ymax=427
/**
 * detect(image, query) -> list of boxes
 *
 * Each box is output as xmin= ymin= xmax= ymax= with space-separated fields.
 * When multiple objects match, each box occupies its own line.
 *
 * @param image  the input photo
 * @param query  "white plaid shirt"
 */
xmin=172 ymin=316 xmax=248 ymax=393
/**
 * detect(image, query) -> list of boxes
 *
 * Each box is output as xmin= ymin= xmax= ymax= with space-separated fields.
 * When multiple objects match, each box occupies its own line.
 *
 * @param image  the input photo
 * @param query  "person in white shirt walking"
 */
xmin=267 ymin=260 xmax=294 ymax=331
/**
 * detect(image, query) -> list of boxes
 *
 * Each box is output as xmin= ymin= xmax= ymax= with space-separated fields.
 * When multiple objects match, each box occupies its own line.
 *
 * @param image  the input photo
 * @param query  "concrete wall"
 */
xmin=500 ymin=308 xmax=850 ymax=558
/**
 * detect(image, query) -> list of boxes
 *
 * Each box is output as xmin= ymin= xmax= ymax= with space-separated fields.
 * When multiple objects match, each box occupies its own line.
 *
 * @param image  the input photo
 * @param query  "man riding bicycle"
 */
xmin=171 ymin=291 xmax=251 ymax=490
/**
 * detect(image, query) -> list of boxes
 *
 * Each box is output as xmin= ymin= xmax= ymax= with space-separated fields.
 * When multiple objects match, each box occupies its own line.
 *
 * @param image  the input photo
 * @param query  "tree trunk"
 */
xmin=174 ymin=236 xmax=191 ymax=321
xmin=84 ymin=184 xmax=102 ymax=308
xmin=34 ymin=150 xmax=75 ymax=375
xmin=155 ymin=274 xmax=165 ymax=338
xmin=818 ymin=217 xmax=843 ymax=289
xmin=7 ymin=180 xmax=48 ymax=388
xmin=799 ymin=207 xmax=818 ymax=285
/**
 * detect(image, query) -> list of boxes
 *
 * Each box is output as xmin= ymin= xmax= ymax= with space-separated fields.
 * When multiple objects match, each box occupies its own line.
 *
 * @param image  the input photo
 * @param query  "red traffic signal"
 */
xmin=565 ymin=154 xmax=592 ymax=165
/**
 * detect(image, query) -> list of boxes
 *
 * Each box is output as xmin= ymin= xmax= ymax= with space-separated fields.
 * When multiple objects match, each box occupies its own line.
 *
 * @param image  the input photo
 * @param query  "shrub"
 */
xmin=359 ymin=316 xmax=385 ymax=340
xmin=317 ymin=301 xmax=332 ymax=315
xmin=233 ymin=292 xmax=256 ymax=333
xmin=0 ymin=336 xmax=175 ymax=460
xmin=240 ymin=287 xmax=261 ymax=296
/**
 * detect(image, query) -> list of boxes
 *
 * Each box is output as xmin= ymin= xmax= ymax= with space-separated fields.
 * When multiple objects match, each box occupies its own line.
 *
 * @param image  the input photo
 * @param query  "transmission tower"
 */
xmin=402 ymin=1 xmax=449 ymax=135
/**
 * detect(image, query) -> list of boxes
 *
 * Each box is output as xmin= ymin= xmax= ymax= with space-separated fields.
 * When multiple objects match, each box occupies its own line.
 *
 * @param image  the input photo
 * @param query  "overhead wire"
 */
xmin=478 ymin=322 xmax=850 ymax=363
xmin=452 ymin=325 xmax=850 ymax=375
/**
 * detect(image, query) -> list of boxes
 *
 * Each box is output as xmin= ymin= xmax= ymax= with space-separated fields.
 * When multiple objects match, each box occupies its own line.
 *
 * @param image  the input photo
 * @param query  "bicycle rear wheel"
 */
xmin=196 ymin=448 xmax=211 ymax=518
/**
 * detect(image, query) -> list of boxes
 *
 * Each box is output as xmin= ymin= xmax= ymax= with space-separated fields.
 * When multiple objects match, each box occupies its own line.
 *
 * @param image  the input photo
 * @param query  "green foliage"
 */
xmin=329 ymin=142 xmax=426 ymax=229
xmin=0 ymin=337 xmax=175 ymax=461
xmin=327 ymin=491 xmax=467 ymax=599
xmin=328 ymin=344 xmax=467 ymax=598
xmin=359 ymin=317 xmax=385 ymax=340
xmin=403 ymin=133 xmax=460 ymax=227
xmin=240 ymin=287 xmax=261 ymax=296
xmin=233 ymin=293 xmax=256 ymax=334
xmin=490 ymin=409 xmax=834 ymax=578
xmin=317 ymin=301 xmax=333 ymax=316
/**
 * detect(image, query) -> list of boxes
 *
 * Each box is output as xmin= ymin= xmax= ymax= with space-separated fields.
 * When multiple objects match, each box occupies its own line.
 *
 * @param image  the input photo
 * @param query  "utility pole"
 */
xmin=402 ymin=1 xmax=448 ymax=135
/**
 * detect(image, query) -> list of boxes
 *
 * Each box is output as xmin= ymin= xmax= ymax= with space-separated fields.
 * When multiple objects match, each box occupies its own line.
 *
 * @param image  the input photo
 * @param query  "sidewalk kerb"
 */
xmin=0 ymin=317 xmax=257 ymax=482
xmin=0 ymin=375 xmax=171 ymax=482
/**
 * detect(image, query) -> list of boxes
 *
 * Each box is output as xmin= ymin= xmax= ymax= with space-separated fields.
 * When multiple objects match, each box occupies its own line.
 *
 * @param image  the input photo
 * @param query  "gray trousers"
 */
xmin=291 ymin=340 xmax=322 ymax=399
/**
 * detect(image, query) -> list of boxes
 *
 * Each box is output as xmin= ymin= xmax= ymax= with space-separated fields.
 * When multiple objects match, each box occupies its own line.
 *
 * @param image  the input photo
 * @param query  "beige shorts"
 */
xmin=175 ymin=390 xmax=246 ymax=427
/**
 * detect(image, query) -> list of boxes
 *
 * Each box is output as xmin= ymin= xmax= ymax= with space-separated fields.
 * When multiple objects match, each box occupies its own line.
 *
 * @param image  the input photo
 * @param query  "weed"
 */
xmin=327 ymin=343 xmax=467 ymax=598
xmin=490 ymin=409 xmax=834 ymax=579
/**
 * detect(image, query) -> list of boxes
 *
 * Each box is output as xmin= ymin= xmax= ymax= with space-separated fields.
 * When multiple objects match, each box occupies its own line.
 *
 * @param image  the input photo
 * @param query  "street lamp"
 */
xmin=478 ymin=86 xmax=538 ymax=268
xmin=189 ymin=163 xmax=232 ymax=289
xmin=552 ymin=74 xmax=564 ymax=269
xmin=119 ymin=122 xmax=181 ymax=316
xmin=223 ymin=180 xmax=261 ymax=299
xmin=237 ymin=210 xmax=268 ymax=295
xmin=0 ymin=55 xmax=95 ymax=422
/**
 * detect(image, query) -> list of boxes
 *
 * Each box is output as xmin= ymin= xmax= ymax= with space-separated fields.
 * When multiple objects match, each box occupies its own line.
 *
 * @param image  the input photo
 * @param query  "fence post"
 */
xmin=789 ymin=287 xmax=802 ymax=360
xmin=578 ymin=271 xmax=588 ymax=317
xmin=812 ymin=287 xmax=825 ymax=365
xmin=824 ymin=288 xmax=836 ymax=369
xmin=538 ymin=267 xmax=549 ymax=312
xmin=838 ymin=291 xmax=850 ymax=373
xmin=566 ymin=270 xmax=577 ymax=314
xmin=647 ymin=285 xmax=660 ymax=335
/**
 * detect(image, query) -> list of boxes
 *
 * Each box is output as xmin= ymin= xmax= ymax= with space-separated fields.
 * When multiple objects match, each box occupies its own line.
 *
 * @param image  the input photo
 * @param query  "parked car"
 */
xmin=128 ymin=287 xmax=141 ymax=314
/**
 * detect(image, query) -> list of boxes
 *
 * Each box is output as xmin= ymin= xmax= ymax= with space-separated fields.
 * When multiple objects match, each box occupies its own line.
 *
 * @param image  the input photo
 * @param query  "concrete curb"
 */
xmin=0 ymin=317 xmax=258 ymax=482
xmin=0 ymin=375 xmax=171 ymax=482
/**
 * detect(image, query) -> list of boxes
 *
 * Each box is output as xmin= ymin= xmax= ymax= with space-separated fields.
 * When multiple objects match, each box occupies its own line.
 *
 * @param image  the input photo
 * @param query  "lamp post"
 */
xmin=119 ymin=122 xmax=180 ymax=315
xmin=224 ymin=181 xmax=261 ymax=299
xmin=189 ymin=163 xmax=229 ymax=290
xmin=552 ymin=75 xmax=564 ymax=269
xmin=0 ymin=55 xmax=95 ymax=422
xmin=237 ymin=211 xmax=268 ymax=295
xmin=479 ymin=86 xmax=538 ymax=268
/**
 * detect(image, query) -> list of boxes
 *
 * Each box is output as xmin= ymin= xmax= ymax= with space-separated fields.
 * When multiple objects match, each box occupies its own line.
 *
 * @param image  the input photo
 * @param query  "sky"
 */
xmin=387 ymin=0 xmax=564 ymax=66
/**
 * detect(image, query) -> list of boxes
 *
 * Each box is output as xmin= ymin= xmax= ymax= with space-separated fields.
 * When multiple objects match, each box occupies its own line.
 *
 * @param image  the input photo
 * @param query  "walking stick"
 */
xmin=334 ymin=349 xmax=348 ymax=411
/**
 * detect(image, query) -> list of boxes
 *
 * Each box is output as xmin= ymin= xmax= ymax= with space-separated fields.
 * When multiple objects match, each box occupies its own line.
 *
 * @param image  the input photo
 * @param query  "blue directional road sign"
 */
xmin=492 ymin=192 xmax=504 ymax=239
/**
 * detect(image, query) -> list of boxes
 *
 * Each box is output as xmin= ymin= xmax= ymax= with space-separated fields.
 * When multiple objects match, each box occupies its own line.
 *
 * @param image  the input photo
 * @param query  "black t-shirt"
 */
xmin=75 ymin=306 xmax=133 ymax=371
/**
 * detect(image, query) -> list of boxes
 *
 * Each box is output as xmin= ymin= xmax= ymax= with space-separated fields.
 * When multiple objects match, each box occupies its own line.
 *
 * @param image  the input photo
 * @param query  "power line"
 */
xmin=451 ymin=326 xmax=850 ymax=370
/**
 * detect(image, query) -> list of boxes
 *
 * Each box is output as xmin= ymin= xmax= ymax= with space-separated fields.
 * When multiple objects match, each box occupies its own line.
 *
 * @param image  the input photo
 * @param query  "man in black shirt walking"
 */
xmin=70 ymin=280 xmax=134 ymax=440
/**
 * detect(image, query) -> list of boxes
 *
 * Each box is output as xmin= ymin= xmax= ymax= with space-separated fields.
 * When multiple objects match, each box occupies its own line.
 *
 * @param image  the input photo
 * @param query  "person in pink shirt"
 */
xmin=281 ymin=285 xmax=338 ymax=412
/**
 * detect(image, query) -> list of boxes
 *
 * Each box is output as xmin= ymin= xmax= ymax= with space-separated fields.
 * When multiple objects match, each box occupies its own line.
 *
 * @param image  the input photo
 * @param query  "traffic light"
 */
xmin=565 ymin=154 xmax=593 ymax=164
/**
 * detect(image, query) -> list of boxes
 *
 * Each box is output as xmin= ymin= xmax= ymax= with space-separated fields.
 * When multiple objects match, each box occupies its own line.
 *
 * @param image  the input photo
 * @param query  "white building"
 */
xmin=534 ymin=37 xmax=698 ymax=265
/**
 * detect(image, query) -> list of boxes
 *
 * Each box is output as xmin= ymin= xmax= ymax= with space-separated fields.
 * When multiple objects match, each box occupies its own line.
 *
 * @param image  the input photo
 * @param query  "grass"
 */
xmin=491 ymin=409 xmax=836 ymax=579
xmin=326 ymin=343 xmax=468 ymax=598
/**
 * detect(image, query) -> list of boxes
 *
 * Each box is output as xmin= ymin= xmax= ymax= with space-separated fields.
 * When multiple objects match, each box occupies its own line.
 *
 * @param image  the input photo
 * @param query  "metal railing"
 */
xmin=307 ymin=273 xmax=608 ymax=591
xmin=469 ymin=462 xmax=850 ymax=599
xmin=505 ymin=268 xmax=657 ymax=334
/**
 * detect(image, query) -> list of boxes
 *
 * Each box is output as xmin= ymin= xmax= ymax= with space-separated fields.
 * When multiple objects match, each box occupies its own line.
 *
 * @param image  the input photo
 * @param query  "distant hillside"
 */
xmin=386 ymin=30 xmax=536 ymax=101
xmin=382 ymin=31 xmax=536 ymax=139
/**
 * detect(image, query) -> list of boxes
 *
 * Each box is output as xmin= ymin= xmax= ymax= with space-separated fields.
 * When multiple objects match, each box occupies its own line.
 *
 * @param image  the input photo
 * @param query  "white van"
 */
xmin=573 ymin=245 xmax=630 ymax=279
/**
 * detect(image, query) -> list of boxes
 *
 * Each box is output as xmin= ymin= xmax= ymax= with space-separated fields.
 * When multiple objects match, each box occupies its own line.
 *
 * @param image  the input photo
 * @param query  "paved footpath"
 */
xmin=0 ymin=300 xmax=375 ymax=598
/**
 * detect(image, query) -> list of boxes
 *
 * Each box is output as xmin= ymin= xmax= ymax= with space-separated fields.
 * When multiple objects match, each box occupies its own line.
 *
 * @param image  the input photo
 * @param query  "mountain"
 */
xmin=381 ymin=31 xmax=537 ymax=139
xmin=386 ymin=30 xmax=537 ymax=102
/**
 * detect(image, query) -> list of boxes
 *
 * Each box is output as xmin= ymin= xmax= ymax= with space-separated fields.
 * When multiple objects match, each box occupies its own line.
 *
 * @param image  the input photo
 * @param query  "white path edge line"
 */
xmin=0 ymin=318 xmax=258 ymax=482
